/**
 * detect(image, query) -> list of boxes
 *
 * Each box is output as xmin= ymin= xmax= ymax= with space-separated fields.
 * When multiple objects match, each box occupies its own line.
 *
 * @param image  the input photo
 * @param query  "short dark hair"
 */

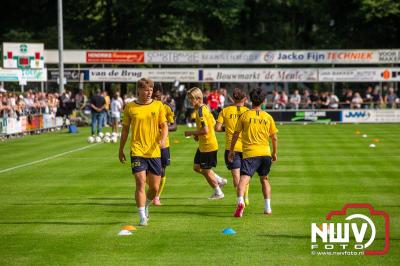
xmin=249 ymin=88 xmax=266 ymax=107
xmin=153 ymin=82 xmax=163 ymax=94
xmin=232 ymin=88 xmax=246 ymax=102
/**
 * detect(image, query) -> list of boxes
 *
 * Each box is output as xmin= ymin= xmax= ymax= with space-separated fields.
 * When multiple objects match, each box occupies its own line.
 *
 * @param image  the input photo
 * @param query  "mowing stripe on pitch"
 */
xmin=0 ymin=144 xmax=99 ymax=174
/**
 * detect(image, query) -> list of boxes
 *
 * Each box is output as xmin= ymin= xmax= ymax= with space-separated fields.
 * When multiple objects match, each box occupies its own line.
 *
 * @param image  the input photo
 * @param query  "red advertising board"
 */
xmin=86 ymin=51 xmax=144 ymax=64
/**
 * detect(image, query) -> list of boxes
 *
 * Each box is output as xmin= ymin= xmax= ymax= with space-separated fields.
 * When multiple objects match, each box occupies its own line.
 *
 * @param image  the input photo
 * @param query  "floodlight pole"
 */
xmin=57 ymin=0 xmax=65 ymax=94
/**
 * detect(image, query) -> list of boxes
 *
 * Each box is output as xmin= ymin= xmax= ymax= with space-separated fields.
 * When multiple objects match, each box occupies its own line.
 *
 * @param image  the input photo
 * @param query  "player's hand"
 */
xmin=119 ymin=150 xmax=126 ymax=163
xmin=159 ymin=139 xmax=166 ymax=148
xmin=194 ymin=135 xmax=199 ymax=141
xmin=272 ymin=153 xmax=277 ymax=162
xmin=228 ymin=151 xmax=235 ymax=162
xmin=184 ymin=131 xmax=192 ymax=137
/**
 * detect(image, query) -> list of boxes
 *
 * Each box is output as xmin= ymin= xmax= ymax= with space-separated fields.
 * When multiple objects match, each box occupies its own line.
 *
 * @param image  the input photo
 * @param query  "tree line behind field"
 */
xmin=1 ymin=0 xmax=399 ymax=50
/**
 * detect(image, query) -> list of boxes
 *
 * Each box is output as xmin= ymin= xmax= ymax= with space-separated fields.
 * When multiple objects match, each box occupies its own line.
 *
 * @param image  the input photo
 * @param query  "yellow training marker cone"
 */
xmin=173 ymin=139 xmax=180 ymax=144
xmin=373 ymin=139 xmax=380 ymax=143
xmin=122 ymin=225 xmax=137 ymax=231
xmin=355 ymin=130 xmax=361 ymax=135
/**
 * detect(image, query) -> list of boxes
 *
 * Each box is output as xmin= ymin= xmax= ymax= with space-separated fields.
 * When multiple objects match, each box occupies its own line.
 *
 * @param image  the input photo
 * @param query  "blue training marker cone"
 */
xmin=222 ymin=228 xmax=236 ymax=235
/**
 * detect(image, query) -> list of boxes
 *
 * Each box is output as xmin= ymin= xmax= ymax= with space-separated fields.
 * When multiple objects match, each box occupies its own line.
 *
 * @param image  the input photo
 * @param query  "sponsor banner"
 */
xmin=86 ymin=51 xmax=144 ymax=64
xmin=48 ymin=69 xmax=89 ymax=82
xmin=146 ymin=50 xmax=400 ymax=64
xmin=44 ymin=49 xmax=400 ymax=65
xmin=3 ymin=42 xmax=44 ymax=69
xmin=269 ymin=110 xmax=342 ymax=122
xmin=0 ymin=69 xmax=47 ymax=82
xmin=319 ymin=68 xmax=400 ymax=82
xmin=201 ymin=68 xmax=318 ymax=82
xmin=262 ymin=50 xmax=400 ymax=64
xmin=89 ymin=68 xmax=199 ymax=82
xmin=342 ymin=110 xmax=400 ymax=123
xmin=0 ymin=69 xmax=21 ymax=81
xmin=145 ymin=51 xmax=263 ymax=64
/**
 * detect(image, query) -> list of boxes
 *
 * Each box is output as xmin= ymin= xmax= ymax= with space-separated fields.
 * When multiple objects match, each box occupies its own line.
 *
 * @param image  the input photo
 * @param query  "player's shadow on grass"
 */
xmin=0 ymin=221 xmax=123 ymax=225
xmin=12 ymin=202 xmax=133 ymax=207
xmin=257 ymin=234 xmax=309 ymax=239
xmin=88 ymin=197 xmax=132 ymax=200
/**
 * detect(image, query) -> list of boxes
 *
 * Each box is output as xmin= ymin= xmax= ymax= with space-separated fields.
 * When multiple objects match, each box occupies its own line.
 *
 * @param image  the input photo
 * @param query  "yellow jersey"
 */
xmin=122 ymin=100 xmax=167 ymax=158
xmin=217 ymin=105 xmax=249 ymax=152
xmin=164 ymin=103 xmax=175 ymax=148
xmin=195 ymin=105 xmax=218 ymax=152
xmin=234 ymin=110 xmax=278 ymax=159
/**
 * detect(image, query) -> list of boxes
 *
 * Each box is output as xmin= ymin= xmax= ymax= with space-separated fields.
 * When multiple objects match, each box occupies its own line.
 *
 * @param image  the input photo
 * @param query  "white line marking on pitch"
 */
xmin=0 ymin=144 xmax=99 ymax=174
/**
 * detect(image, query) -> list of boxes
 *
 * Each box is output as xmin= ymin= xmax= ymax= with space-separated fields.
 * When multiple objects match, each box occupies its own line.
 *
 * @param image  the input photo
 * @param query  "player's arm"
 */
xmin=228 ymin=131 xmax=240 ymax=162
xmin=119 ymin=106 xmax=131 ymax=163
xmin=271 ymin=134 xmax=278 ymax=162
xmin=214 ymin=109 xmax=224 ymax=132
xmin=168 ymin=121 xmax=177 ymax=132
xmin=215 ymin=122 xmax=223 ymax=132
xmin=159 ymin=121 xmax=168 ymax=148
xmin=184 ymin=126 xmax=208 ymax=136
xmin=119 ymin=124 xmax=130 ymax=163
xmin=184 ymin=106 xmax=208 ymax=137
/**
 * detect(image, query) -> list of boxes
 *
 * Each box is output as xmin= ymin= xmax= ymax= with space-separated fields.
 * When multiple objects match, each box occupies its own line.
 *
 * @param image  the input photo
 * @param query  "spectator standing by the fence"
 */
xmin=328 ymin=92 xmax=339 ymax=109
xmin=90 ymin=89 xmax=106 ymax=135
xmin=289 ymin=90 xmax=301 ymax=110
xmin=351 ymin=92 xmax=363 ymax=109
xmin=384 ymin=88 xmax=398 ymax=108
xmin=372 ymin=87 xmax=383 ymax=108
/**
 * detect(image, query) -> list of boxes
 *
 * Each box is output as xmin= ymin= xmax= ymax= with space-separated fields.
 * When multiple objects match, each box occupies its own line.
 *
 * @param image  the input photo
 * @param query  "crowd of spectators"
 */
xmin=1 ymin=85 xmax=399 ymax=125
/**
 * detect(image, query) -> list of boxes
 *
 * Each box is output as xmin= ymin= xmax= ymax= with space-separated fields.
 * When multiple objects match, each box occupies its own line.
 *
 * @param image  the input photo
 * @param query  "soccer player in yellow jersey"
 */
xmin=229 ymin=88 xmax=278 ymax=217
xmin=184 ymin=87 xmax=225 ymax=200
xmin=152 ymin=83 xmax=177 ymax=206
xmin=215 ymin=88 xmax=251 ymax=205
xmin=118 ymin=78 xmax=168 ymax=226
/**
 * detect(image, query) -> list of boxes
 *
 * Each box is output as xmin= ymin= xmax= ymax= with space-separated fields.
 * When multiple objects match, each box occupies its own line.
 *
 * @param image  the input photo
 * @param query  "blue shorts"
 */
xmin=130 ymin=156 xmax=162 ymax=176
xmin=194 ymin=149 xmax=217 ymax=169
xmin=224 ymin=150 xmax=242 ymax=170
xmin=161 ymin=147 xmax=171 ymax=168
xmin=240 ymin=156 xmax=272 ymax=177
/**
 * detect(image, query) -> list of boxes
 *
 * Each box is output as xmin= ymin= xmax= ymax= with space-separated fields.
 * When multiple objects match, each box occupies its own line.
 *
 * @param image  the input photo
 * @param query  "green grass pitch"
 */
xmin=0 ymin=124 xmax=399 ymax=265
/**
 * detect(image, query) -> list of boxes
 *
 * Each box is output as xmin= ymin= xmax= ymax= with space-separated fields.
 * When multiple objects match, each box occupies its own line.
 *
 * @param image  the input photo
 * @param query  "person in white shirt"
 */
xmin=111 ymin=93 xmax=123 ymax=133
xmin=289 ymin=89 xmax=301 ymax=110
xmin=351 ymin=92 xmax=363 ymax=109
xmin=328 ymin=92 xmax=339 ymax=109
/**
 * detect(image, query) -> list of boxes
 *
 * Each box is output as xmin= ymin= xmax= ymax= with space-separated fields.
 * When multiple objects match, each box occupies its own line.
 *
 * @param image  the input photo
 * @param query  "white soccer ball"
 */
xmin=105 ymin=132 xmax=111 ymax=138
xmin=95 ymin=136 xmax=102 ymax=143
xmin=98 ymin=132 xmax=104 ymax=138
xmin=111 ymin=136 xmax=118 ymax=143
xmin=103 ymin=136 xmax=111 ymax=143
xmin=111 ymin=132 xmax=118 ymax=138
xmin=87 ymin=136 xmax=95 ymax=143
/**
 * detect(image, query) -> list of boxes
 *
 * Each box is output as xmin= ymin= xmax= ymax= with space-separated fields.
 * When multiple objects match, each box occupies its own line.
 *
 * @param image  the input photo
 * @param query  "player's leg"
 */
xmin=202 ymin=168 xmax=224 ymax=199
xmin=258 ymin=156 xmax=273 ymax=215
xmin=234 ymin=174 xmax=250 ymax=217
xmin=91 ymin=113 xmax=97 ymax=135
xmin=154 ymin=147 xmax=170 ymax=205
xmin=144 ymin=158 xmax=162 ymax=218
xmin=153 ymin=167 xmax=165 ymax=206
xmin=134 ymin=170 xmax=148 ymax=225
xmin=131 ymin=156 xmax=149 ymax=226
xmin=234 ymin=157 xmax=258 ymax=217
xmin=260 ymin=176 xmax=272 ymax=214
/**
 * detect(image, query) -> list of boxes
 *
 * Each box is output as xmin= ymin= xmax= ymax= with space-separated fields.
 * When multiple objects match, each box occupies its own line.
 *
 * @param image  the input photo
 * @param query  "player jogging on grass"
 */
xmin=118 ymin=78 xmax=168 ymax=226
xmin=152 ymin=83 xmax=177 ymax=206
xmin=184 ymin=87 xmax=227 ymax=200
xmin=215 ymin=88 xmax=251 ymax=205
xmin=229 ymin=88 xmax=278 ymax=217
